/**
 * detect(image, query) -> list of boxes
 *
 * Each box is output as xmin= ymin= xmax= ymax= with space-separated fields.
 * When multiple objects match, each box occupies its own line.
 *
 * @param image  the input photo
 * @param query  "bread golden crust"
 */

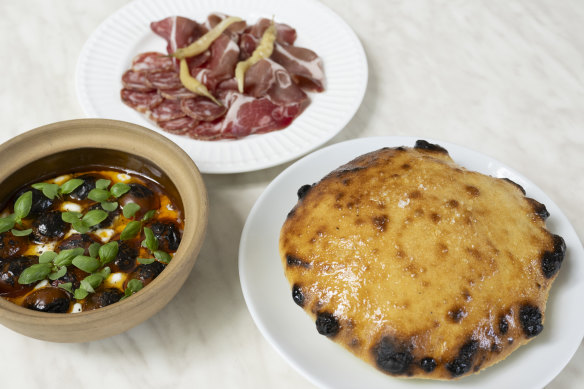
xmin=279 ymin=141 xmax=565 ymax=379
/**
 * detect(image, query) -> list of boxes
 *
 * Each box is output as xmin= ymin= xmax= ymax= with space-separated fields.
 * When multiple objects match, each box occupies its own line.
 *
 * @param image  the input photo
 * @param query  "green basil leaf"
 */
xmin=0 ymin=215 xmax=16 ymax=234
xmin=110 ymin=182 xmax=130 ymax=198
xmin=82 ymin=274 xmax=104 ymax=290
xmin=141 ymin=227 xmax=158 ymax=252
xmin=14 ymin=191 xmax=33 ymax=219
xmin=153 ymin=250 xmax=172 ymax=264
xmin=74 ymin=288 xmax=89 ymax=300
xmin=141 ymin=209 xmax=156 ymax=222
xmin=95 ymin=179 xmax=111 ymax=190
xmin=88 ymin=242 xmax=101 ymax=258
xmin=32 ymin=183 xmax=59 ymax=200
xmin=101 ymin=201 xmax=118 ymax=212
xmin=120 ymin=220 xmax=141 ymax=240
xmin=100 ymin=266 xmax=111 ymax=279
xmin=137 ymin=257 xmax=155 ymax=265
xmin=122 ymin=202 xmax=141 ymax=219
xmin=18 ymin=263 xmax=52 ymax=284
xmin=62 ymin=211 xmax=82 ymax=223
xmin=11 ymin=228 xmax=32 ymax=236
xmin=82 ymin=209 xmax=108 ymax=227
xmin=59 ymin=178 xmax=84 ymax=195
xmin=49 ymin=266 xmax=67 ymax=281
xmin=72 ymin=255 xmax=101 ymax=273
xmin=99 ymin=241 xmax=119 ymax=265
xmin=39 ymin=251 xmax=57 ymax=264
xmin=54 ymin=247 xmax=85 ymax=267
xmin=72 ymin=220 xmax=90 ymax=234
xmin=87 ymin=188 xmax=110 ymax=202
xmin=58 ymin=282 xmax=73 ymax=294
xmin=124 ymin=279 xmax=144 ymax=297
xmin=31 ymin=183 xmax=48 ymax=190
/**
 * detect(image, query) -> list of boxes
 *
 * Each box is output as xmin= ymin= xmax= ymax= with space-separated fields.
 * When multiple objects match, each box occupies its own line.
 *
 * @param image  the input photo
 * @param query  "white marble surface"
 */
xmin=0 ymin=0 xmax=583 ymax=388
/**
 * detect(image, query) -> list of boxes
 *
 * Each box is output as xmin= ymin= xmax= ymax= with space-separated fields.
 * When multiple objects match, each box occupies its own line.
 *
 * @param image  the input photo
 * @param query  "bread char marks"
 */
xmin=280 ymin=142 xmax=565 ymax=379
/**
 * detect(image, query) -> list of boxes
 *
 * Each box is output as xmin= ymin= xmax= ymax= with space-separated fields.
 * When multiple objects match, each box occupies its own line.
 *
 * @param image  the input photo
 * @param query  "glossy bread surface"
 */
xmin=279 ymin=143 xmax=564 ymax=379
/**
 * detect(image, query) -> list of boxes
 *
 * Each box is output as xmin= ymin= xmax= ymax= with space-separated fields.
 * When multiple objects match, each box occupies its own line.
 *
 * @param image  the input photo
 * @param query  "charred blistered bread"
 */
xmin=279 ymin=140 xmax=566 ymax=380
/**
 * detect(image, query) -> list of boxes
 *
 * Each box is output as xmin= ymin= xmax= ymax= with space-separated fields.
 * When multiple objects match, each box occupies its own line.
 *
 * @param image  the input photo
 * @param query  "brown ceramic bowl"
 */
xmin=0 ymin=119 xmax=207 ymax=342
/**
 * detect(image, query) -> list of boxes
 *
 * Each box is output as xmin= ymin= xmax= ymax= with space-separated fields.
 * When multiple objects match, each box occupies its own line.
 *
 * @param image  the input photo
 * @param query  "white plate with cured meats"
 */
xmin=76 ymin=0 xmax=367 ymax=173
xmin=239 ymin=136 xmax=584 ymax=388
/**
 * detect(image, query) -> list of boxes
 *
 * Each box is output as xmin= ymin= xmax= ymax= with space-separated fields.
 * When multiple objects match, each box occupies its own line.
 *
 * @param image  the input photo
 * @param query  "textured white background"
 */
xmin=0 ymin=0 xmax=583 ymax=388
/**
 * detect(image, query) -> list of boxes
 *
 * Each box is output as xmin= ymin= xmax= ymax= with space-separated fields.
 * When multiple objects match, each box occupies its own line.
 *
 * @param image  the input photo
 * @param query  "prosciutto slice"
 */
xmin=248 ymin=18 xmax=297 ymax=46
xmin=271 ymin=43 xmax=325 ymax=92
xmin=151 ymin=16 xmax=207 ymax=55
xmin=186 ymin=92 xmax=305 ymax=140
xmin=244 ymin=59 xmax=308 ymax=106
xmin=193 ymin=34 xmax=240 ymax=92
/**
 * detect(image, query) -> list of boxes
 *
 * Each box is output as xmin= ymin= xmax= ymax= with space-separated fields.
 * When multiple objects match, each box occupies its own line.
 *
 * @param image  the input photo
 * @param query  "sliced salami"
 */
xmin=121 ymin=69 xmax=154 ymax=92
xmin=131 ymin=52 xmax=174 ymax=73
xmin=149 ymin=99 xmax=186 ymax=122
xmin=120 ymin=89 xmax=163 ymax=113
xmin=159 ymin=87 xmax=197 ymax=100
xmin=146 ymin=71 xmax=182 ymax=90
xmin=158 ymin=116 xmax=198 ymax=135
xmin=181 ymin=97 xmax=227 ymax=122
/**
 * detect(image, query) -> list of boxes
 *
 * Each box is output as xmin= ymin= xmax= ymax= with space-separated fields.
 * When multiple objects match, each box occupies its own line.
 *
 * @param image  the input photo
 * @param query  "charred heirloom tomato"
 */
xmin=0 ymin=170 xmax=183 ymax=313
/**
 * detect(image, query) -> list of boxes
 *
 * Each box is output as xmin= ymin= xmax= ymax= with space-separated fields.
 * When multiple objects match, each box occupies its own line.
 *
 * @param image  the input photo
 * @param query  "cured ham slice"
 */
xmin=121 ymin=89 xmax=163 ymax=113
xmin=122 ymin=70 xmax=155 ymax=92
xmin=149 ymin=99 xmax=186 ymax=122
xmin=181 ymin=97 xmax=227 ymax=121
xmin=186 ymin=91 xmax=306 ymax=140
xmin=146 ymin=71 xmax=182 ymax=90
xmin=244 ymin=59 xmax=308 ymax=106
xmin=151 ymin=16 xmax=207 ymax=55
xmin=187 ymin=51 xmax=211 ymax=72
xmin=194 ymin=34 xmax=240 ymax=92
xmin=271 ymin=43 xmax=325 ymax=92
xmin=248 ymin=18 xmax=297 ymax=46
xmin=206 ymin=13 xmax=247 ymax=42
xmin=131 ymin=52 xmax=174 ymax=73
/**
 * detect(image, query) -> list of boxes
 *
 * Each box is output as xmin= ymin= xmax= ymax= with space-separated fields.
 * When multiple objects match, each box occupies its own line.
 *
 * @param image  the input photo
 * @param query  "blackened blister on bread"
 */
xmin=373 ymin=336 xmax=414 ymax=375
xmin=316 ymin=312 xmax=340 ymax=337
xmin=292 ymin=284 xmax=305 ymax=307
xmin=526 ymin=198 xmax=550 ymax=220
xmin=446 ymin=340 xmax=479 ymax=377
xmin=414 ymin=140 xmax=448 ymax=154
xmin=297 ymin=184 xmax=313 ymax=200
xmin=541 ymin=234 xmax=566 ymax=278
xmin=519 ymin=304 xmax=543 ymax=338
xmin=286 ymin=254 xmax=310 ymax=268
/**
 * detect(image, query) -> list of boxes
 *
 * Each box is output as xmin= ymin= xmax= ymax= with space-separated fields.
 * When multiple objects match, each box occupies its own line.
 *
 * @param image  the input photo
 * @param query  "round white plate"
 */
xmin=239 ymin=136 xmax=584 ymax=389
xmin=75 ymin=0 xmax=367 ymax=174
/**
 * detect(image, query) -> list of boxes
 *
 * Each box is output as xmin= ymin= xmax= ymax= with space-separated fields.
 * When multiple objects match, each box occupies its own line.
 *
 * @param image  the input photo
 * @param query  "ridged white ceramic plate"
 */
xmin=239 ymin=136 xmax=584 ymax=389
xmin=76 ymin=0 xmax=367 ymax=174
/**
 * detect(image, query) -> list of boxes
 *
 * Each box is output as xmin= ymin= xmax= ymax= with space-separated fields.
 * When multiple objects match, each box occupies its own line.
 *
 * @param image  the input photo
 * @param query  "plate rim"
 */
xmin=75 ymin=0 xmax=368 ymax=174
xmin=238 ymin=135 xmax=584 ymax=389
